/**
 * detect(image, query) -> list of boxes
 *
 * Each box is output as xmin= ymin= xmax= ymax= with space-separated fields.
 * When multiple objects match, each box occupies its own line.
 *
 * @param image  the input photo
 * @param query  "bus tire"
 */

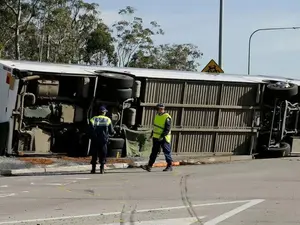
xmin=97 ymin=71 xmax=134 ymax=89
xmin=109 ymin=138 xmax=125 ymax=149
xmin=107 ymin=148 xmax=123 ymax=158
xmin=265 ymin=82 xmax=298 ymax=100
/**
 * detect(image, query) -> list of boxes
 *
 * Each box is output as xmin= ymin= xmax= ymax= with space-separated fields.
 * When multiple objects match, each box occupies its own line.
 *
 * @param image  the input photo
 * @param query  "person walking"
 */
xmin=141 ymin=103 xmax=173 ymax=172
xmin=89 ymin=106 xmax=115 ymax=174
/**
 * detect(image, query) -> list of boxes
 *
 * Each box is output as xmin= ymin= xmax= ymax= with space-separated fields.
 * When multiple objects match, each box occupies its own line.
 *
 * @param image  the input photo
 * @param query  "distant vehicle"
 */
xmin=0 ymin=59 xmax=299 ymax=158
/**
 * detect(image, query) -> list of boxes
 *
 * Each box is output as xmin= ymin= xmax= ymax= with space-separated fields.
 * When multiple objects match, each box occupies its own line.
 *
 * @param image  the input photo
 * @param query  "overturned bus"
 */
xmin=0 ymin=59 xmax=300 ymax=158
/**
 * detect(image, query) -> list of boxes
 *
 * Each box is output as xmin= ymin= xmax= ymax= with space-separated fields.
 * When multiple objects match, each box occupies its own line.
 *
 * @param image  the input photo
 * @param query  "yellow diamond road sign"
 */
xmin=201 ymin=59 xmax=224 ymax=73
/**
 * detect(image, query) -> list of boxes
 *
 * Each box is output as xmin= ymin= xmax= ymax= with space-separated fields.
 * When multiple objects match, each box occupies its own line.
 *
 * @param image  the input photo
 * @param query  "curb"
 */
xmin=0 ymin=163 xmax=129 ymax=176
xmin=128 ymin=155 xmax=253 ymax=168
xmin=179 ymin=155 xmax=253 ymax=165
xmin=0 ymin=155 xmax=253 ymax=176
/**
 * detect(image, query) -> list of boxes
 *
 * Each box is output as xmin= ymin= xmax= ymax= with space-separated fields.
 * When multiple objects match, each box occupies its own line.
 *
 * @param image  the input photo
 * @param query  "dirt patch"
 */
xmin=107 ymin=158 xmax=133 ymax=164
xmin=60 ymin=156 xmax=91 ymax=163
xmin=59 ymin=156 xmax=132 ymax=164
xmin=18 ymin=156 xmax=133 ymax=165
xmin=19 ymin=158 xmax=54 ymax=165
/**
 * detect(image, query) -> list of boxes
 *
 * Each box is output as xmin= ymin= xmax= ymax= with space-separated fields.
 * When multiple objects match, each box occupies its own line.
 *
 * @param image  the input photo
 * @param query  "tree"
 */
xmin=0 ymin=2 xmax=14 ymax=58
xmin=129 ymin=44 xmax=203 ymax=71
xmin=111 ymin=6 xmax=164 ymax=67
xmin=35 ymin=0 xmax=100 ymax=63
xmin=0 ymin=3 xmax=204 ymax=70
xmin=84 ymin=22 xmax=116 ymax=65
xmin=0 ymin=0 xmax=40 ymax=59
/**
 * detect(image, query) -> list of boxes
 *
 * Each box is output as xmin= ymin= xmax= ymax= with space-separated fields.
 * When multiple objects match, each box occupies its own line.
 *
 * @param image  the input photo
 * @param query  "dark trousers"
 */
xmin=148 ymin=138 xmax=173 ymax=167
xmin=90 ymin=141 xmax=108 ymax=165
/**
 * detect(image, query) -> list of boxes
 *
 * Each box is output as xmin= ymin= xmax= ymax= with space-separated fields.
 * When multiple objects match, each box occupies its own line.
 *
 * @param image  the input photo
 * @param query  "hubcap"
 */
xmin=273 ymin=81 xmax=290 ymax=89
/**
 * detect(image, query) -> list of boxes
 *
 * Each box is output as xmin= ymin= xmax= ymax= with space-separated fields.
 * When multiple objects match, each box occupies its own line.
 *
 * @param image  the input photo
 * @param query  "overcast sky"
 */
xmin=90 ymin=0 xmax=300 ymax=78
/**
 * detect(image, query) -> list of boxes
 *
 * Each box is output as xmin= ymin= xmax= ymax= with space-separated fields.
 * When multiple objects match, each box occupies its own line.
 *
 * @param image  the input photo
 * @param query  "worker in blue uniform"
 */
xmin=89 ymin=106 xmax=115 ymax=174
xmin=141 ymin=103 xmax=173 ymax=172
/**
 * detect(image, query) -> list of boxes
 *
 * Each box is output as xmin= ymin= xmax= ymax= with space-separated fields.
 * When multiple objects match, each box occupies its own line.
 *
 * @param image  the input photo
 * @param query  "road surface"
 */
xmin=0 ymin=157 xmax=300 ymax=224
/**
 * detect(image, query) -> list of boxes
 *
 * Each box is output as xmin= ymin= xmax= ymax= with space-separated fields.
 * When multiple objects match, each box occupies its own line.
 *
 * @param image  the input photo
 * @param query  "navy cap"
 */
xmin=156 ymin=103 xmax=165 ymax=108
xmin=99 ymin=106 xmax=108 ymax=112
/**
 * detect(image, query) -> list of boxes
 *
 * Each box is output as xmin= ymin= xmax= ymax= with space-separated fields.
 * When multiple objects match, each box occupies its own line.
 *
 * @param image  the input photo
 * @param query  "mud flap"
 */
xmin=0 ymin=122 xmax=9 ymax=156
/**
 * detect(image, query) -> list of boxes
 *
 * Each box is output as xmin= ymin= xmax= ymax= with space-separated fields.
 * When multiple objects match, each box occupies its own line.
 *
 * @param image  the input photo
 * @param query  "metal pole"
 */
xmin=247 ymin=26 xmax=300 ymax=75
xmin=87 ymin=76 xmax=99 ymax=156
xmin=218 ymin=0 xmax=223 ymax=68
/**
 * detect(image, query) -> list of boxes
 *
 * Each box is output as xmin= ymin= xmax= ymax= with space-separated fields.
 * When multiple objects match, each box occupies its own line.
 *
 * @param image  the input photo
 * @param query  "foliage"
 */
xmin=111 ymin=6 xmax=164 ymax=67
xmin=129 ymin=44 xmax=203 ymax=71
xmin=0 ymin=2 xmax=203 ymax=71
xmin=84 ymin=22 xmax=116 ymax=65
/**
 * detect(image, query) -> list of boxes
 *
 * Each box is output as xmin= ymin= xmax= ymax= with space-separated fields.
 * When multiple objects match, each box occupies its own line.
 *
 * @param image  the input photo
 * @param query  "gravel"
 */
xmin=0 ymin=156 xmax=36 ymax=170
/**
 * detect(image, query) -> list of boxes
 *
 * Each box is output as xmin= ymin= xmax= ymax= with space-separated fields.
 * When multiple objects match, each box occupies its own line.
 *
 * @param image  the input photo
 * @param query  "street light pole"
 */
xmin=247 ymin=26 xmax=300 ymax=75
xmin=218 ymin=0 xmax=223 ymax=68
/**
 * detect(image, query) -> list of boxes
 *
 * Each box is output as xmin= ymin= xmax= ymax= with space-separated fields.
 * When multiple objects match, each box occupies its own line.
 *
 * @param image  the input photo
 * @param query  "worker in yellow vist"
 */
xmin=141 ymin=103 xmax=173 ymax=172
xmin=89 ymin=106 xmax=115 ymax=174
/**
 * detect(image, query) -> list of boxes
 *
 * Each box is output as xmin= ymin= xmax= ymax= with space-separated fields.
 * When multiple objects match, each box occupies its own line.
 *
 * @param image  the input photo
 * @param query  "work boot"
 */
xmin=91 ymin=164 xmax=96 ymax=174
xmin=100 ymin=164 xmax=105 ymax=174
xmin=141 ymin=165 xmax=151 ymax=172
xmin=163 ymin=165 xmax=173 ymax=172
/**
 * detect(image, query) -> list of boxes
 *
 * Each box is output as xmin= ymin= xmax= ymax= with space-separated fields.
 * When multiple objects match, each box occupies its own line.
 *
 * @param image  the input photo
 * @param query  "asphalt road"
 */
xmin=0 ymin=157 xmax=300 ymax=225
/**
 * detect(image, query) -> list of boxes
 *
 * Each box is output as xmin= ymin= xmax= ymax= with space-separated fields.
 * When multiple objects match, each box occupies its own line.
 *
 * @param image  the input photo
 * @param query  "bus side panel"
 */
xmin=0 ymin=65 xmax=10 ymax=155
xmin=6 ymin=75 xmax=19 ymax=155
xmin=0 ymin=66 xmax=19 ymax=155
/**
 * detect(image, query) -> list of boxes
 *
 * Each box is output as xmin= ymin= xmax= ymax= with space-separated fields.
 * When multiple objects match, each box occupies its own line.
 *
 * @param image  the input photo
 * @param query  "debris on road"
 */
xmin=19 ymin=158 xmax=54 ymax=165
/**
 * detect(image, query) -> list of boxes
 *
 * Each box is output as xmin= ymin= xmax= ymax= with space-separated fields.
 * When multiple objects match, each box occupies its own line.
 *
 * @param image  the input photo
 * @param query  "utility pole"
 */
xmin=218 ymin=0 xmax=223 ymax=68
xmin=247 ymin=26 xmax=300 ymax=75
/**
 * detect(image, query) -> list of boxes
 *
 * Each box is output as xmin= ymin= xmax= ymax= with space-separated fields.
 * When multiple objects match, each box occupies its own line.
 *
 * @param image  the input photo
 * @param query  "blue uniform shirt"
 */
xmin=89 ymin=115 xmax=115 ymax=143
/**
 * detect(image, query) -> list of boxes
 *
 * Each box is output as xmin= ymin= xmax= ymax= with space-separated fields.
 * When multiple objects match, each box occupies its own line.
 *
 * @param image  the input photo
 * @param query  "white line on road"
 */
xmin=0 ymin=193 xmax=15 ymax=198
xmin=0 ymin=185 xmax=8 ymax=188
xmin=0 ymin=199 xmax=260 ymax=224
xmin=204 ymin=199 xmax=265 ymax=225
xmin=31 ymin=182 xmax=63 ymax=186
xmin=65 ymin=177 xmax=91 ymax=180
xmin=103 ymin=199 xmax=254 ymax=215
xmin=105 ymin=216 xmax=206 ymax=225
xmin=0 ymin=215 xmax=206 ymax=225
xmin=63 ymin=181 xmax=78 ymax=185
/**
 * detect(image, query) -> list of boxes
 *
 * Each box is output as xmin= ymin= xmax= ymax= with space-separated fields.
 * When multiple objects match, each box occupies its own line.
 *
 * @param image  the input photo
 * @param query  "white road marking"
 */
xmin=204 ymin=199 xmax=265 ymax=225
xmin=21 ymin=191 xmax=29 ymax=193
xmin=0 ymin=199 xmax=263 ymax=224
xmin=0 ymin=193 xmax=15 ymax=198
xmin=104 ymin=216 xmax=206 ymax=225
xmin=63 ymin=181 xmax=78 ymax=185
xmin=31 ymin=182 xmax=63 ymax=186
xmin=43 ymin=183 xmax=63 ymax=186
xmin=0 ymin=185 xmax=8 ymax=188
xmin=103 ymin=199 xmax=254 ymax=215
xmin=0 ymin=215 xmax=206 ymax=225
xmin=65 ymin=177 xmax=91 ymax=180
xmin=30 ymin=181 xmax=77 ymax=186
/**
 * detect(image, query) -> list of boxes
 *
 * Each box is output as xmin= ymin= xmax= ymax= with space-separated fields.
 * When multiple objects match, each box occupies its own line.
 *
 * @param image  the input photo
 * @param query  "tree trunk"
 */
xmin=14 ymin=27 xmax=20 ymax=60
xmin=46 ymin=35 xmax=50 ymax=61
xmin=14 ymin=0 xmax=22 ymax=60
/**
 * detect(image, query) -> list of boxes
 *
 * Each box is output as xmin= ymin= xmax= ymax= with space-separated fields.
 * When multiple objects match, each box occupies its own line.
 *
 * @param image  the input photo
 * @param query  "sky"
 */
xmin=90 ymin=0 xmax=300 ymax=78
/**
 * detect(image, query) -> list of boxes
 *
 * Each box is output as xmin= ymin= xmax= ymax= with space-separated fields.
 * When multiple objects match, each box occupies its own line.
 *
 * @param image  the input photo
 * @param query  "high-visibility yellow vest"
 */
xmin=90 ymin=115 xmax=111 ymax=127
xmin=153 ymin=113 xmax=172 ymax=143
